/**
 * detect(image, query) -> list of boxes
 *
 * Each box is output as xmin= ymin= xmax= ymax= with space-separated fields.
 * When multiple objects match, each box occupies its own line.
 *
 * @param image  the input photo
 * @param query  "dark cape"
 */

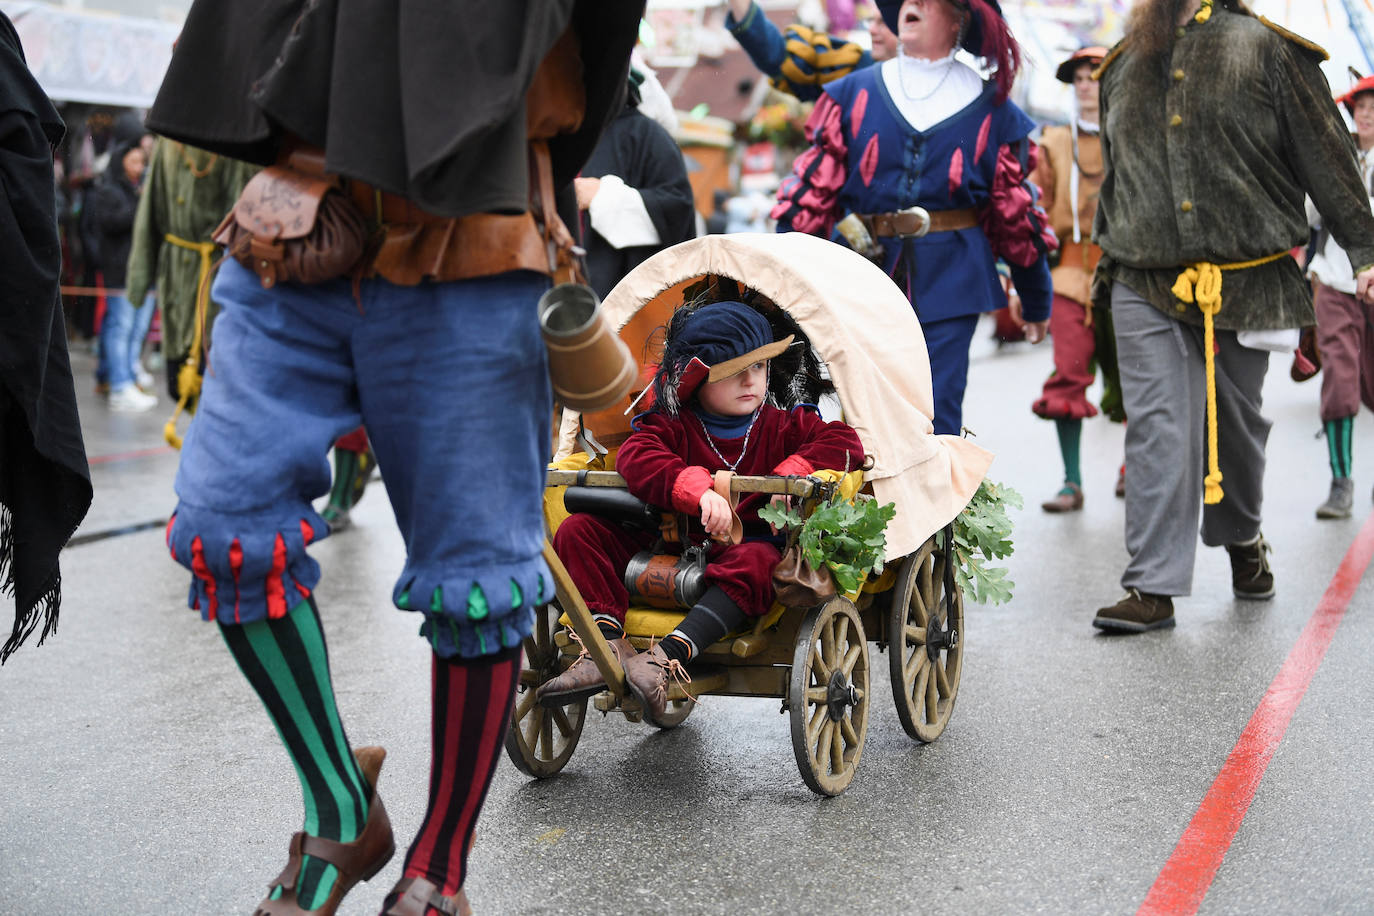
xmin=0 ymin=13 xmax=93 ymax=663
xmin=146 ymin=0 xmax=645 ymax=219
xmin=580 ymin=103 xmax=698 ymax=299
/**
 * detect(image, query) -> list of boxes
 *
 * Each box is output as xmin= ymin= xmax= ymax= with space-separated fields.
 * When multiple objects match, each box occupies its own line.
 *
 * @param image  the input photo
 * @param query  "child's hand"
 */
xmin=699 ymin=489 xmax=733 ymax=537
xmin=766 ymin=493 xmax=791 ymax=535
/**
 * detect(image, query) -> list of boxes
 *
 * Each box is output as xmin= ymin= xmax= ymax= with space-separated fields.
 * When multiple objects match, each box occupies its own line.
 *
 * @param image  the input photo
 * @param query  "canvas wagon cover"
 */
xmin=583 ymin=232 xmax=992 ymax=560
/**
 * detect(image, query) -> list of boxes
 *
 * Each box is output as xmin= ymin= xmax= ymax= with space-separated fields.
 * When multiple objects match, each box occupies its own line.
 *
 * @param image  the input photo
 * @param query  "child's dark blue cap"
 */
xmin=672 ymin=301 xmax=794 ymax=398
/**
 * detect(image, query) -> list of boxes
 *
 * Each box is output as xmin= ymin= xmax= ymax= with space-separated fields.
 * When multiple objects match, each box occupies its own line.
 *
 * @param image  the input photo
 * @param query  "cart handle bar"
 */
xmin=546 ymin=470 xmax=818 ymax=498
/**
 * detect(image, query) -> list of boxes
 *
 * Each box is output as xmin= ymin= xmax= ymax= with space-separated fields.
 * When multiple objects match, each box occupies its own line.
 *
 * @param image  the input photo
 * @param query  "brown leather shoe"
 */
xmin=622 ymin=643 xmax=692 ymax=727
xmin=1041 ymin=482 xmax=1084 ymax=513
xmin=384 ymin=877 xmax=472 ymax=916
xmin=1092 ymin=588 xmax=1175 ymax=633
xmin=535 ymin=636 xmax=636 ymax=707
xmin=253 ymin=746 xmax=395 ymax=916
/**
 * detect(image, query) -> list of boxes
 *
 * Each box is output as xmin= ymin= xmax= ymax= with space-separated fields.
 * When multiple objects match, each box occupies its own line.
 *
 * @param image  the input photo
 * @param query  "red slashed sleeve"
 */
xmin=980 ymin=140 xmax=1058 ymax=269
xmin=617 ymin=414 xmax=713 ymax=514
xmin=771 ymin=92 xmax=848 ymax=237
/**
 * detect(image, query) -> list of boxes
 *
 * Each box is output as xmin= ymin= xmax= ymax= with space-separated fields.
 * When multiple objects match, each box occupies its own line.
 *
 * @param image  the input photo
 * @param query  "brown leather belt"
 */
xmin=346 ymin=176 xmax=551 ymax=287
xmin=1057 ymin=239 xmax=1102 ymax=274
xmin=863 ymin=207 xmax=979 ymax=239
xmin=279 ymin=145 xmax=556 ymax=287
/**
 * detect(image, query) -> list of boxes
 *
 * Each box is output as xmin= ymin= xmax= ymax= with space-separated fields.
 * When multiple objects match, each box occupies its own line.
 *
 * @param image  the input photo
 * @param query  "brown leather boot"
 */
xmin=622 ymin=643 xmax=691 ymax=727
xmin=1092 ymin=589 xmax=1175 ymax=633
xmin=535 ymin=636 xmax=636 ymax=707
xmin=1041 ymin=482 xmax=1084 ymax=513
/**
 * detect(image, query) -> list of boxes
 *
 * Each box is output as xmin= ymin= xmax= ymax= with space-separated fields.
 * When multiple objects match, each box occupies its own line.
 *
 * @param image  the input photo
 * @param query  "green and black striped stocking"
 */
xmin=219 ymin=597 xmax=369 ymax=911
xmin=327 ymin=449 xmax=362 ymax=513
xmin=1325 ymin=416 xmax=1354 ymax=480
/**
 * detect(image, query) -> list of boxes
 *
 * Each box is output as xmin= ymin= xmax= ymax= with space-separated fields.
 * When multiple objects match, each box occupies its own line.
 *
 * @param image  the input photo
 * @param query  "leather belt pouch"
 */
xmin=214 ymin=162 xmax=369 ymax=289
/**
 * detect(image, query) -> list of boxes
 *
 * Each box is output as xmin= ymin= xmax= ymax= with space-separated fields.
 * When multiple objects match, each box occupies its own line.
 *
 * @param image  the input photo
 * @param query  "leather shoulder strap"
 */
xmin=711 ymin=470 xmax=744 ymax=546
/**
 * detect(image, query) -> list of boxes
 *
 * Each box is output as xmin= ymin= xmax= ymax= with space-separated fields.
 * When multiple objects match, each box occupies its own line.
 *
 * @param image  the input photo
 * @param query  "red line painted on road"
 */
xmin=87 ymin=445 xmax=174 ymax=465
xmin=1139 ymin=512 xmax=1374 ymax=916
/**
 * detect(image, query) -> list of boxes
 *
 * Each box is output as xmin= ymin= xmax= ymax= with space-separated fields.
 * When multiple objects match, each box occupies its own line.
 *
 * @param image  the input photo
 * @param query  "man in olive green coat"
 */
xmin=1090 ymin=0 xmax=1374 ymax=633
xmin=125 ymin=137 xmax=257 ymax=403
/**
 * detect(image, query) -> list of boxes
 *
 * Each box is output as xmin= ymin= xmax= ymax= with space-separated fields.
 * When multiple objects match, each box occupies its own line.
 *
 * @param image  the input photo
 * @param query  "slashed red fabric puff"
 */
xmin=980 ymin=143 xmax=1058 ymax=268
xmin=772 ymin=94 xmax=848 ymax=236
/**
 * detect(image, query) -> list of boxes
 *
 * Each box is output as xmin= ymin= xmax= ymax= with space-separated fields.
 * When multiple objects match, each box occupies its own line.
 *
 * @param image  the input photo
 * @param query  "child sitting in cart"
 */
xmin=537 ymin=299 xmax=864 ymax=726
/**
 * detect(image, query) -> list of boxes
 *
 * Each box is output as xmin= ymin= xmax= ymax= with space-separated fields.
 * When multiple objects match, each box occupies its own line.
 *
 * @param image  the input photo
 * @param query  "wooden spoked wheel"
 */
xmin=888 ymin=532 xmax=964 ymax=743
xmin=504 ymin=602 xmax=587 ymax=778
xmin=788 ymin=597 xmax=870 ymax=796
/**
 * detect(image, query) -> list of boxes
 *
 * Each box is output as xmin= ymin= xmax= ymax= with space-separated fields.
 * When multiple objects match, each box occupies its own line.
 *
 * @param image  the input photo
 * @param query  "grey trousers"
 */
xmin=1112 ymin=283 xmax=1271 ymax=596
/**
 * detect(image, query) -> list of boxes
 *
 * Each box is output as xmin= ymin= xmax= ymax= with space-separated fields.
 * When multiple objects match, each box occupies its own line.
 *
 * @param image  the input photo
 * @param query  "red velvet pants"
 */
xmin=552 ymin=513 xmax=783 ymax=620
xmin=334 ymin=425 xmax=370 ymax=453
xmin=1315 ymin=282 xmax=1374 ymax=421
xmin=1032 ymin=294 xmax=1099 ymax=420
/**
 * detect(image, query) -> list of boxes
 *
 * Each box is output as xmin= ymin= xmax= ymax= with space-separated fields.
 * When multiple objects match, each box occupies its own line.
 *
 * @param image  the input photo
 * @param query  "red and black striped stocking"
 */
xmin=397 ymin=646 xmax=521 ymax=903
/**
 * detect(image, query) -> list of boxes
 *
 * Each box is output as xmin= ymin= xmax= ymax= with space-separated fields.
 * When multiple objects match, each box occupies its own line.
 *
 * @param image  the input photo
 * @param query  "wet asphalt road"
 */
xmin=3 ymin=327 xmax=1372 ymax=915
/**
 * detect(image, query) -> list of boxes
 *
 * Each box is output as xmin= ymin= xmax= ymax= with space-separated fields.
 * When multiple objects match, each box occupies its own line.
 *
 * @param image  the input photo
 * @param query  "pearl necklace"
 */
xmin=694 ymin=407 xmax=762 ymax=473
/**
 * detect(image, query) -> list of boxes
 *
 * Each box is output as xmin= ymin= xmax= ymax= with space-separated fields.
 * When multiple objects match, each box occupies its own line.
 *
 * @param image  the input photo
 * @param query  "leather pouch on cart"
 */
xmin=214 ymin=157 xmax=369 ymax=289
xmin=772 ymin=542 xmax=837 ymax=609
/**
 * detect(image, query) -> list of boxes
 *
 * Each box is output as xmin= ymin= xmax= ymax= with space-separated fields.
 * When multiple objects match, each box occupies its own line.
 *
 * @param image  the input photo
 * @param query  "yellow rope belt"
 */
xmin=162 ymin=233 xmax=218 ymax=449
xmin=1170 ymin=249 xmax=1289 ymax=504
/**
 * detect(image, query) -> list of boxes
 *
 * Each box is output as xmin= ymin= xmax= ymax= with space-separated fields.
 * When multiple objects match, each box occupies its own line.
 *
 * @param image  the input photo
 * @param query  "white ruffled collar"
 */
xmin=895 ymin=48 xmax=959 ymax=71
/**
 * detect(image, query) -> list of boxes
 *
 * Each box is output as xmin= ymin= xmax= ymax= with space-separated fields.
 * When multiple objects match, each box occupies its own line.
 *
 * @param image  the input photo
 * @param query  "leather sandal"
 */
xmin=252 ymin=746 xmax=396 ymax=916
xmin=384 ymin=876 xmax=473 ymax=916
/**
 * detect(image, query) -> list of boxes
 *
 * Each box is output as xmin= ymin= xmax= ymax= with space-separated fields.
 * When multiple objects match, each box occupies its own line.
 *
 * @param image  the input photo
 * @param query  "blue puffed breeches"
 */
xmin=166 ymin=259 xmax=553 ymax=659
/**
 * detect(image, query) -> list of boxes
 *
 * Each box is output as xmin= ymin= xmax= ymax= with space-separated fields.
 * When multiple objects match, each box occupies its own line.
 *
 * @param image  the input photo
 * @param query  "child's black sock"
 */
xmin=659 ymin=586 xmax=747 ymax=664
xmin=593 ymin=614 xmax=624 ymax=640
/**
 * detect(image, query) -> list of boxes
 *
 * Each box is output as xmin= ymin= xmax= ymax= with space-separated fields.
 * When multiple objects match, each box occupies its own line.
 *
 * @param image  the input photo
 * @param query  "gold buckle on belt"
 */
xmin=895 ymin=206 xmax=932 ymax=239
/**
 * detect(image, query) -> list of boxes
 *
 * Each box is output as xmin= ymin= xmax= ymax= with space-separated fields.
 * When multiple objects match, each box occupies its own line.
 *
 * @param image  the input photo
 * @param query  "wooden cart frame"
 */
xmin=505 ymin=470 xmax=965 ymax=796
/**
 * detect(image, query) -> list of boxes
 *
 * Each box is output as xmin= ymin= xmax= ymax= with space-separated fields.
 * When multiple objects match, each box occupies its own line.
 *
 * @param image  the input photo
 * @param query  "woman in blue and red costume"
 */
xmin=538 ymin=299 xmax=863 ymax=726
xmin=773 ymin=0 xmax=1056 ymax=436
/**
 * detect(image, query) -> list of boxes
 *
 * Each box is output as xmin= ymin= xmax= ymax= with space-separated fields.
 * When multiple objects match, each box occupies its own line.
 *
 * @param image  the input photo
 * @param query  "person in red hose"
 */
xmin=1306 ymin=75 xmax=1374 ymax=518
xmin=1027 ymin=46 xmax=1127 ymax=513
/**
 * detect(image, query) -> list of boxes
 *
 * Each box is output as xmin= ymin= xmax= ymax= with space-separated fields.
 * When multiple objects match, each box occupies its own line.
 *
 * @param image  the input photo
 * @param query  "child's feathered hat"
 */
xmin=650 ymin=301 xmax=794 ymax=415
xmin=877 ymin=0 xmax=1021 ymax=102
xmin=1055 ymin=46 xmax=1107 ymax=84
xmin=1336 ymin=71 xmax=1374 ymax=114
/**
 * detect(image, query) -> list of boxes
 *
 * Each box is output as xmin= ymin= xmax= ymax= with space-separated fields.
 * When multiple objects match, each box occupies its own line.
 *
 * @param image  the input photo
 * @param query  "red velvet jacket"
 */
xmin=618 ymin=405 xmax=865 ymax=523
